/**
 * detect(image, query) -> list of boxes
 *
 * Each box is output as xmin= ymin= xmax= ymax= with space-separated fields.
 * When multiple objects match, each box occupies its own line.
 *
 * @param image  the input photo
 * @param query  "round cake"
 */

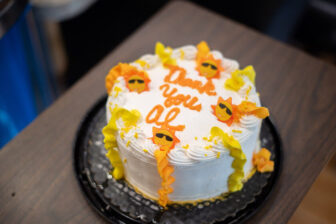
xmin=102 ymin=41 xmax=274 ymax=207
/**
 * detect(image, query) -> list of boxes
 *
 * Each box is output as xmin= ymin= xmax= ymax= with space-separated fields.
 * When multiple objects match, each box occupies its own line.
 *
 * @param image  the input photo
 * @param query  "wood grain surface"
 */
xmin=289 ymin=161 xmax=336 ymax=224
xmin=1 ymin=1 xmax=336 ymax=223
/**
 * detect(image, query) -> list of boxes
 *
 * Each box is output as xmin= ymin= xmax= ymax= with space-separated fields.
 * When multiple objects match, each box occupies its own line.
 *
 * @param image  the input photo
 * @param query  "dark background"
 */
xmin=59 ymin=0 xmax=336 ymax=86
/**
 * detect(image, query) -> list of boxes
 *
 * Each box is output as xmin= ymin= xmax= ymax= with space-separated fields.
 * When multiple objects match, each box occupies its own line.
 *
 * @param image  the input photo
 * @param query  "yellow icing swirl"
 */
xmin=210 ymin=127 xmax=246 ymax=192
xmin=102 ymin=106 xmax=141 ymax=179
xmin=155 ymin=42 xmax=176 ymax=67
xmin=225 ymin=65 xmax=256 ymax=91
xmin=135 ymin=59 xmax=150 ymax=69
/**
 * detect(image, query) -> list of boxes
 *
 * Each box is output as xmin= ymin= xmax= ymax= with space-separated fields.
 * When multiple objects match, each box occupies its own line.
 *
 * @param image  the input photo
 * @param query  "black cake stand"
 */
xmin=73 ymin=96 xmax=282 ymax=224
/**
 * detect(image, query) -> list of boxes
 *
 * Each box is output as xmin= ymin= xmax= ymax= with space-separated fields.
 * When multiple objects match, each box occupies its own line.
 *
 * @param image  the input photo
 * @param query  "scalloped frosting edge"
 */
xmin=102 ymin=105 xmax=141 ymax=179
xmin=209 ymin=126 xmax=246 ymax=192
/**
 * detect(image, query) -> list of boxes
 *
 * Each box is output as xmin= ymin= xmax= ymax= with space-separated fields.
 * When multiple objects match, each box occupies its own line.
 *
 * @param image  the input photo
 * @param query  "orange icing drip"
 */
xmin=211 ymin=97 xmax=269 ymax=126
xmin=195 ymin=41 xmax=224 ymax=79
xmin=152 ymin=126 xmax=181 ymax=207
xmin=154 ymin=149 xmax=174 ymax=207
xmin=146 ymin=105 xmax=185 ymax=131
xmin=160 ymin=84 xmax=202 ymax=111
xmin=164 ymin=65 xmax=217 ymax=96
xmin=253 ymin=148 xmax=274 ymax=172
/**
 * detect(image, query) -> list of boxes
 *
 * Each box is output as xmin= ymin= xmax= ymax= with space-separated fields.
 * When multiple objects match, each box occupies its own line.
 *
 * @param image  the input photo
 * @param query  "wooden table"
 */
xmin=1 ymin=1 xmax=336 ymax=223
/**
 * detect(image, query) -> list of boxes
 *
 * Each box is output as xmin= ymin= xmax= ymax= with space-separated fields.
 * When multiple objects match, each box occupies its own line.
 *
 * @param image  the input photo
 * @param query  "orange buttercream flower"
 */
xmin=124 ymin=69 xmax=151 ymax=93
xmin=106 ymin=63 xmax=133 ymax=93
xmin=105 ymin=63 xmax=151 ymax=94
xmin=211 ymin=97 xmax=238 ymax=126
xmin=152 ymin=126 xmax=180 ymax=151
xmin=253 ymin=148 xmax=274 ymax=172
xmin=195 ymin=41 xmax=224 ymax=79
xmin=211 ymin=98 xmax=269 ymax=126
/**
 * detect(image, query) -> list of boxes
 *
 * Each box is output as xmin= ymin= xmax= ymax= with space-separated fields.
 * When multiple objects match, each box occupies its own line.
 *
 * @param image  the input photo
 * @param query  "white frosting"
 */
xmin=106 ymin=45 xmax=264 ymax=201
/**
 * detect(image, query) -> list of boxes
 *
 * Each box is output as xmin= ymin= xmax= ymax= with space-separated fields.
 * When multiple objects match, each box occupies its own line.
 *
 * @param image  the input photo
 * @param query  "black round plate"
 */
xmin=74 ymin=96 xmax=282 ymax=224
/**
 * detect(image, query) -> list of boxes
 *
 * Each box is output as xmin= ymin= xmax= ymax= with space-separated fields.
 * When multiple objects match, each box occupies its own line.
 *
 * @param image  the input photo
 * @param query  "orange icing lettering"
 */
xmin=146 ymin=105 xmax=185 ymax=131
xmin=146 ymin=105 xmax=164 ymax=124
xmin=160 ymin=84 xmax=202 ymax=111
xmin=184 ymin=96 xmax=202 ymax=111
xmin=164 ymin=65 xmax=216 ymax=96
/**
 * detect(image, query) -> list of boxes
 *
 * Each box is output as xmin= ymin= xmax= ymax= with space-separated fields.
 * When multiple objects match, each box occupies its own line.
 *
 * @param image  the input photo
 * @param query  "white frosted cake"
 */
xmin=102 ymin=42 xmax=274 ymax=207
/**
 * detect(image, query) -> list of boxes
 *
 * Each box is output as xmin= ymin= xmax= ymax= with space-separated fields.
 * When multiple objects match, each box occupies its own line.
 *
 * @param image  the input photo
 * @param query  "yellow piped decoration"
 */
xmin=241 ymin=65 xmax=256 ymax=84
xmin=204 ymin=145 xmax=212 ymax=150
xmin=225 ymin=71 xmax=245 ymax=91
xmin=135 ymin=59 xmax=149 ymax=69
xmin=102 ymin=106 xmax=141 ymax=180
xmin=179 ymin=49 xmax=185 ymax=59
xmin=155 ymin=42 xmax=176 ymax=67
xmin=225 ymin=66 xmax=256 ymax=91
xmin=246 ymin=85 xmax=252 ymax=95
xmin=105 ymin=149 xmax=124 ymax=179
xmin=210 ymin=127 xmax=246 ymax=192
xmin=113 ymin=86 xmax=122 ymax=97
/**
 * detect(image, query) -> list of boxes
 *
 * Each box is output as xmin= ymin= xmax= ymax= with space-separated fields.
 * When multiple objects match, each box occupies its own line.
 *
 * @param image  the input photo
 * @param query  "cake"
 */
xmin=102 ymin=41 xmax=274 ymax=207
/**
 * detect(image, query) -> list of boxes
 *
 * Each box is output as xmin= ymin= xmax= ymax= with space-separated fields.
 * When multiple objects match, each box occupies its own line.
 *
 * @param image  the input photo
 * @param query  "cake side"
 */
xmin=102 ymin=42 xmax=272 ymax=206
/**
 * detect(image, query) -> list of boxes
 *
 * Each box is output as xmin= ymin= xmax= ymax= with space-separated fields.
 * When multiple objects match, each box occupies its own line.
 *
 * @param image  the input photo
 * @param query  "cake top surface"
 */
xmin=105 ymin=42 xmax=268 ymax=165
